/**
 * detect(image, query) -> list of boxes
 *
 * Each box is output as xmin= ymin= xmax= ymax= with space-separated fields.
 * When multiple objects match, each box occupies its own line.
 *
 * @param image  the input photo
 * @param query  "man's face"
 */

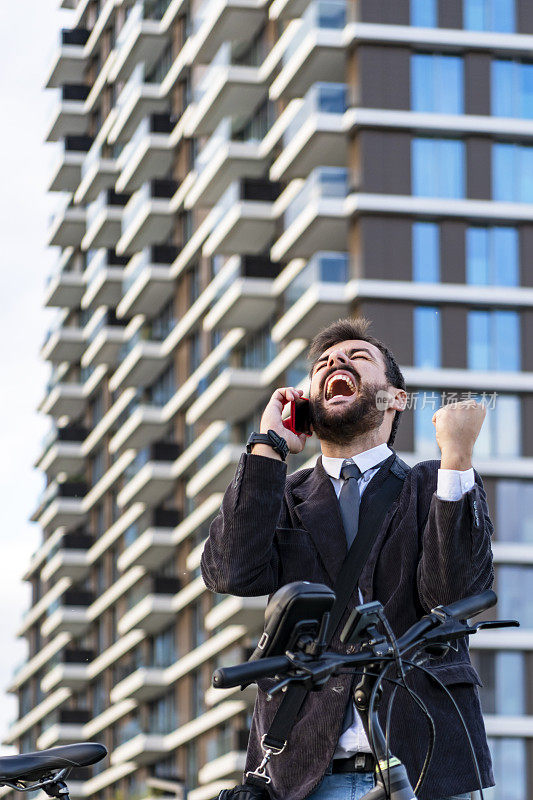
xmin=308 ymin=339 xmax=390 ymax=445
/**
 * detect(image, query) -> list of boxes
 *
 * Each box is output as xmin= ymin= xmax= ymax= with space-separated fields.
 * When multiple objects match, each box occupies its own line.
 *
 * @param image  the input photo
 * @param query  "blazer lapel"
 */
xmin=292 ymin=457 xmax=347 ymax=583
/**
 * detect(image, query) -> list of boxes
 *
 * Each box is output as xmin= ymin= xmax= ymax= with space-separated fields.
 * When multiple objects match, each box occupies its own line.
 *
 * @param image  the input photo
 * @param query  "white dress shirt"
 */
xmin=321 ymin=443 xmax=475 ymax=756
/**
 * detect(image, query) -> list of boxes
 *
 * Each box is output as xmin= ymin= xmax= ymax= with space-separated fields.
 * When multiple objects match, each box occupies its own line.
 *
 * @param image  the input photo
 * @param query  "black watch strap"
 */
xmin=246 ymin=430 xmax=289 ymax=461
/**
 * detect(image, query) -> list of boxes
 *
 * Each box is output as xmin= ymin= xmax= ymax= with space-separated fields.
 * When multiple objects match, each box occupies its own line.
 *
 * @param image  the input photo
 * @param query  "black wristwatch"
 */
xmin=246 ymin=430 xmax=289 ymax=461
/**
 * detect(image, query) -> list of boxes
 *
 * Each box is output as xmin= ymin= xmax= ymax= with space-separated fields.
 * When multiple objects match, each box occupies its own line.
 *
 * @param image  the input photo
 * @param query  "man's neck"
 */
xmin=319 ymin=431 xmax=388 ymax=459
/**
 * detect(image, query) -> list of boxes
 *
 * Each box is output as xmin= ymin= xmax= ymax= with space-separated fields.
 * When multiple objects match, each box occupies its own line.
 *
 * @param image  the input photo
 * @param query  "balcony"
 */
xmin=203 ymin=178 xmax=281 ymax=257
xmin=272 ymin=251 xmax=349 ymax=340
xmin=36 ymin=423 xmax=88 ymax=480
xmin=117 ymin=113 xmax=175 ymax=193
xmin=49 ymin=134 xmax=94 ymax=193
xmin=82 ymin=189 xmax=130 ymax=250
xmin=44 ymin=266 xmax=85 ymax=310
xmin=271 ymin=82 xmax=347 ymax=180
xmin=109 ymin=403 xmax=167 ymax=453
xmin=118 ymin=574 xmax=182 ymax=635
xmin=118 ymin=508 xmax=181 ymax=572
xmin=37 ymin=708 xmax=92 ymax=750
xmin=118 ymin=244 xmax=178 ymax=318
xmin=186 ymin=367 xmax=266 ymax=425
xmin=271 ymin=166 xmax=348 ymax=261
xmin=111 ymin=1 xmax=171 ymax=84
xmin=189 ymin=43 xmax=266 ymax=137
xmin=46 ymin=83 xmax=90 ymax=142
xmin=82 ymin=309 xmax=129 ymax=368
xmin=270 ymin=0 xmax=346 ymax=100
xmin=41 ymin=588 xmax=93 ymax=638
xmin=203 ymin=254 xmax=279 ymax=331
xmin=41 ymin=528 xmax=93 ymax=583
xmin=113 ymin=667 xmax=167 ymax=706
xmin=33 ymin=480 xmax=87 ymax=534
xmin=185 ymin=444 xmax=243 ymax=497
xmin=45 ymin=28 xmax=90 ymax=89
xmin=117 ymin=178 xmax=178 ymax=254
xmin=48 ymin=201 xmax=86 ymax=248
xmin=204 ymin=595 xmax=267 ymax=632
xmin=41 ymin=647 xmax=94 ymax=693
xmin=75 ymin=140 xmax=120 ymax=204
xmin=40 ymin=379 xmax=86 ymax=420
xmin=194 ymin=0 xmax=266 ymax=63
xmin=118 ymin=441 xmax=181 ymax=508
xmin=109 ymin=63 xmax=168 ymax=144
xmin=41 ymin=325 xmax=85 ymax=364
xmin=186 ymin=118 xmax=268 ymax=209
xmin=82 ymin=249 xmax=130 ymax=309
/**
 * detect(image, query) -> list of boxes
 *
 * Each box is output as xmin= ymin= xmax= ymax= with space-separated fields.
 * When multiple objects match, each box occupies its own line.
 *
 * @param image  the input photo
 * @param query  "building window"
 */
xmin=464 ymin=0 xmax=515 ymax=32
xmin=414 ymin=401 xmax=440 ymax=458
xmin=414 ymin=307 xmax=441 ymax=368
xmin=412 ymin=138 xmax=465 ymax=198
xmin=498 ymin=566 xmax=533 ymax=626
xmin=411 ymin=54 xmax=464 ymax=114
xmin=412 ymin=222 xmax=440 ymax=282
xmin=467 ymin=310 xmax=520 ymax=371
xmin=473 ymin=394 xmax=520 ymax=458
xmin=410 ymin=0 xmax=437 ymax=26
xmin=493 ymin=143 xmax=533 ymax=202
xmin=496 ymin=481 xmax=533 ymax=542
xmin=473 ymin=650 xmax=525 ymax=715
xmin=466 ymin=227 xmax=519 ymax=286
xmin=492 ymin=60 xmax=533 ymax=119
xmin=485 ymin=738 xmax=526 ymax=800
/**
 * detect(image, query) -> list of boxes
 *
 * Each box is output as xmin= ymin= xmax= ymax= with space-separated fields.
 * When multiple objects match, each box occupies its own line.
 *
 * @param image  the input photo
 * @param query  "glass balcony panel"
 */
xmin=195 ymin=43 xmax=231 ymax=103
xmin=283 ymin=0 xmax=346 ymax=63
xmin=284 ymin=82 xmax=346 ymax=145
xmin=284 ymin=166 xmax=348 ymax=228
xmin=285 ymin=251 xmax=348 ymax=306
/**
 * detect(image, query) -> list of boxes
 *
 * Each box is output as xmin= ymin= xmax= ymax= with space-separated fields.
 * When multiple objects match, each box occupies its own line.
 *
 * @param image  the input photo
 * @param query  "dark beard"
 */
xmin=309 ymin=381 xmax=387 ymax=446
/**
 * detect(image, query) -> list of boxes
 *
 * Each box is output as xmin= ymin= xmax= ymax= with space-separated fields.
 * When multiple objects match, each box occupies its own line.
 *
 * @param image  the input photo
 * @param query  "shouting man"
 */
xmin=201 ymin=317 xmax=494 ymax=800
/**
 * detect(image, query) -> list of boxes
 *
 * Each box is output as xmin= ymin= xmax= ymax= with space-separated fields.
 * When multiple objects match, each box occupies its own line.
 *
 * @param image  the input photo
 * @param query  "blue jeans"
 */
xmin=306 ymin=773 xmax=470 ymax=800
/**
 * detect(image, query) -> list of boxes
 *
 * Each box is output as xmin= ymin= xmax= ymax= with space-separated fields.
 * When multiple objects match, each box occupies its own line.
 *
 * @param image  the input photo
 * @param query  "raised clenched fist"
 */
xmin=432 ymin=400 xmax=486 ymax=470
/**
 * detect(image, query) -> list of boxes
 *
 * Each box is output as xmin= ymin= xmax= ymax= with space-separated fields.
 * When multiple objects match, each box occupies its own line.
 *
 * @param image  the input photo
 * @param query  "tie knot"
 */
xmin=341 ymin=460 xmax=362 ymax=482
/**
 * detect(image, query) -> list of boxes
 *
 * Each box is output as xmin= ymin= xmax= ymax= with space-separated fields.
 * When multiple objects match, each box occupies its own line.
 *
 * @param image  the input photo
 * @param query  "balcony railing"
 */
xmin=284 ymin=166 xmax=348 ymax=228
xmin=283 ymin=0 xmax=346 ymax=64
xmin=117 ymin=0 xmax=172 ymax=48
xmin=86 ymin=189 xmax=130 ymax=231
xmin=284 ymin=82 xmax=347 ymax=145
xmin=116 ymin=62 xmax=160 ymax=114
xmin=63 ymin=134 xmax=94 ymax=153
xmin=60 ymin=28 xmax=90 ymax=46
xmin=47 ymin=588 xmax=94 ymax=617
xmin=119 ymin=112 xmax=174 ymax=168
xmin=285 ymin=251 xmax=349 ymax=306
xmin=213 ymin=177 xmax=281 ymax=223
xmin=122 ymin=178 xmax=177 ymax=232
xmin=123 ymin=244 xmax=179 ymax=293
xmin=61 ymin=83 xmax=90 ymax=102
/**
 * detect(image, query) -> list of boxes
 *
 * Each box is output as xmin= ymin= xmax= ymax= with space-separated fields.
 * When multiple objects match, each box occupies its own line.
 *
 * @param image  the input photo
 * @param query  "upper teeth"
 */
xmin=325 ymin=374 xmax=356 ymax=399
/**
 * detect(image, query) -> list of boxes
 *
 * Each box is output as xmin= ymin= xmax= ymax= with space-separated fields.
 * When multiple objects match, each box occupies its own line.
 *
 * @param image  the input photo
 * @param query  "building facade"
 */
xmin=8 ymin=0 xmax=533 ymax=798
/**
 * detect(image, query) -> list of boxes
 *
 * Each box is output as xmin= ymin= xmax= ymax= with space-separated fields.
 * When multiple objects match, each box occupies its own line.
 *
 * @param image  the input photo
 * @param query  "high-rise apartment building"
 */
xmin=7 ymin=0 xmax=533 ymax=798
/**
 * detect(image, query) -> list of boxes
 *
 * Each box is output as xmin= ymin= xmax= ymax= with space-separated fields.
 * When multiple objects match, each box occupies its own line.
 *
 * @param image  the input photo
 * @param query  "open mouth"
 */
xmin=324 ymin=370 xmax=358 ymax=402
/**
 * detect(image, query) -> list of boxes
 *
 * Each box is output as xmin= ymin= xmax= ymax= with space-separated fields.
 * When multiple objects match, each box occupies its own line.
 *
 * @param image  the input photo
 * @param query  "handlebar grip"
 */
xmin=212 ymin=655 xmax=291 ymax=688
xmin=438 ymin=589 xmax=497 ymax=620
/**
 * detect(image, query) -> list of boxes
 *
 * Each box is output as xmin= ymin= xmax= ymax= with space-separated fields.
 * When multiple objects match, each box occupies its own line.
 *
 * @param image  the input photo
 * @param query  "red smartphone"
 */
xmin=282 ymin=397 xmax=312 ymax=436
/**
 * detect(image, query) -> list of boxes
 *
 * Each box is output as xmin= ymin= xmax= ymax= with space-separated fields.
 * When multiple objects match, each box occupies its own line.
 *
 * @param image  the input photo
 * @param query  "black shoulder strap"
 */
xmin=261 ymin=456 xmax=407 ymax=752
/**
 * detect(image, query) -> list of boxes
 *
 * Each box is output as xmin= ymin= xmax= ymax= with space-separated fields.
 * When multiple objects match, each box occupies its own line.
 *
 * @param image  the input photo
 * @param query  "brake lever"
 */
xmin=472 ymin=619 xmax=519 ymax=631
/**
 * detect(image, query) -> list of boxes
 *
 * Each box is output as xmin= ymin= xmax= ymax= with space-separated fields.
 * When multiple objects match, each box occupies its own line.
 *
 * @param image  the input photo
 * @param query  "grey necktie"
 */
xmin=338 ymin=459 xmax=363 ymax=549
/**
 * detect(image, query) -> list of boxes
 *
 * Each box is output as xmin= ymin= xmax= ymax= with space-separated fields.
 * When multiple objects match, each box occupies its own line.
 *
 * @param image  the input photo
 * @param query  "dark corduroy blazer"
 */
xmin=201 ymin=451 xmax=495 ymax=800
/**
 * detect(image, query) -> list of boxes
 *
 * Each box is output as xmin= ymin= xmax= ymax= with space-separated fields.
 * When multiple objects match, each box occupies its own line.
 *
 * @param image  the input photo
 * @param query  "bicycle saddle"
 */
xmin=0 ymin=743 xmax=107 ymax=782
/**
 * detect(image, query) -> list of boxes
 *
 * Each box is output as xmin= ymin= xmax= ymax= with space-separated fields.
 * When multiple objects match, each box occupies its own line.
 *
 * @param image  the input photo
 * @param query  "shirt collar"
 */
xmin=322 ymin=443 xmax=393 ymax=480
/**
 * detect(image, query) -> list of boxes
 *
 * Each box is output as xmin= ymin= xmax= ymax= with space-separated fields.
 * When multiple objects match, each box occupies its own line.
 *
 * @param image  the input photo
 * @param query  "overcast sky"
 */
xmin=0 ymin=0 xmax=69 ymax=751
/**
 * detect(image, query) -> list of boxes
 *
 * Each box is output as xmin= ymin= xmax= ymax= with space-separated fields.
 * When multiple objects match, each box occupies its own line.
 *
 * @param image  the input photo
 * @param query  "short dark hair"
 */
xmin=307 ymin=317 xmax=406 ymax=446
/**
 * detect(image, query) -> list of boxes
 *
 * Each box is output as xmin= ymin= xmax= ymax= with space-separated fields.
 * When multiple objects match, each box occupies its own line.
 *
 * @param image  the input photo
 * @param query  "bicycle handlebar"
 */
xmin=213 ymin=655 xmax=291 ymax=688
xmin=439 ymin=589 xmax=497 ymax=620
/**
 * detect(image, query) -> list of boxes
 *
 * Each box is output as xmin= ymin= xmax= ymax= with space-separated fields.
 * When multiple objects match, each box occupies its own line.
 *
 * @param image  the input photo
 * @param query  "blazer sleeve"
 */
xmin=416 ymin=466 xmax=494 ymax=612
xmin=201 ymin=452 xmax=288 ymax=596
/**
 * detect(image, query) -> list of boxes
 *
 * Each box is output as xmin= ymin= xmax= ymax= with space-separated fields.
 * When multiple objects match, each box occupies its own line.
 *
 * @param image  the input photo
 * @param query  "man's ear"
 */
xmin=389 ymin=388 xmax=407 ymax=412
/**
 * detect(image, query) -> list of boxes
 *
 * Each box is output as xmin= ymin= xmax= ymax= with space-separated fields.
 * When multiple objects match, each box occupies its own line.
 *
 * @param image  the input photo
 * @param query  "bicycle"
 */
xmin=211 ymin=583 xmax=519 ymax=800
